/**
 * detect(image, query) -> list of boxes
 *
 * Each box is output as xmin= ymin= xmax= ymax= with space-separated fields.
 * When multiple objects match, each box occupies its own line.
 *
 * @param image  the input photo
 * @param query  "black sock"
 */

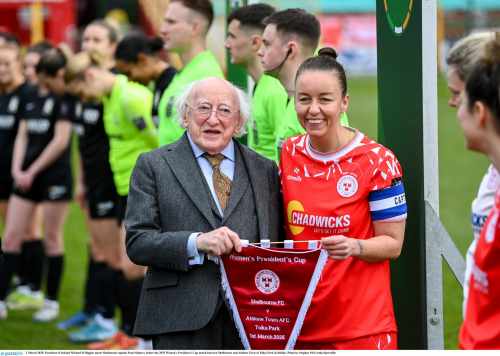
xmin=83 ymin=256 xmax=103 ymax=315
xmin=46 ymin=255 xmax=64 ymax=301
xmin=18 ymin=241 xmax=31 ymax=286
xmin=97 ymin=265 xmax=118 ymax=319
xmin=24 ymin=240 xmax=44 ymax=291
xmin=116 ymin=272 xmax=143 ymax=336
xmin=0 ymin=253 xmax=21 ymax=300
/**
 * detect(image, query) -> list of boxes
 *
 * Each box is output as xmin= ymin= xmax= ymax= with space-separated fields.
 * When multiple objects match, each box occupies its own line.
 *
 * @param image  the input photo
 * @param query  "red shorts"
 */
xmin=295 ymin=332 xmax=398 ymax=350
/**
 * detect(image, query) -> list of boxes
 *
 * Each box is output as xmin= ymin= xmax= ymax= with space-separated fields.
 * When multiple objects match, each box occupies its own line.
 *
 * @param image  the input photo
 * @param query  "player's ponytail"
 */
xmin=295 ymin=46 xmax=347 ymax=97
xmin=465 ymin=32 xmax=500 ymax=132
xmin=64 ymin=50 xmax=106 ymax=83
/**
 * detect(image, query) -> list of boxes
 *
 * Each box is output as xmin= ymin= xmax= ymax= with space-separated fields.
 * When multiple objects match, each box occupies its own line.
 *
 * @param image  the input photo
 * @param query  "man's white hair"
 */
xmin=175 ymin=77 xmax=251 ymax=136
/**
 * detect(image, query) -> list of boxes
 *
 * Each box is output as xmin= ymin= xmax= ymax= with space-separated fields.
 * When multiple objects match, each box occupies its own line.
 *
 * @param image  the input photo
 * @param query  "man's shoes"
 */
xmin=0 ymin=301 xmax=7 ymax=320
xmin=58 ymin=311 xmax=93 ymax=330
xmin=6 ymin=286 xmax=44 ymax=310
xmin=33 ymin=300 xmax=59 ymax=322
xmin=87 ymin=331 xmax=139 ymax=350
xmin=68 ymin=314 xmax=117 ymax=343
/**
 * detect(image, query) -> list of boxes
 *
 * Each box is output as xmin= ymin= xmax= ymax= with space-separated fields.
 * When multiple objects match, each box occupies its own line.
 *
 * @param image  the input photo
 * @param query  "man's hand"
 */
xmin=196 ymin=227 xmax=242 ymax=256
xmin=320 ymin=235 xmax=361 ymax=260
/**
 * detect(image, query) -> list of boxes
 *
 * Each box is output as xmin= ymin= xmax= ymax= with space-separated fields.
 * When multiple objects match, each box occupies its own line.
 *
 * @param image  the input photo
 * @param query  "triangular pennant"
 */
xmin=220 ymin=245 xmax=328 ymax=350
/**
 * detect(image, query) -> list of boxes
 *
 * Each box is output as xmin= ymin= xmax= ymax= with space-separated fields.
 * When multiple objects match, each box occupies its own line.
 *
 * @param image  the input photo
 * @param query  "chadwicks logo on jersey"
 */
xmin=287 ymin=200 xmax=351 ymax=236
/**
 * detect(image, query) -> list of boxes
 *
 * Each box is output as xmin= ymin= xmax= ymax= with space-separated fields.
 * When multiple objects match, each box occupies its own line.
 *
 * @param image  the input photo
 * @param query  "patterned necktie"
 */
xmin=203 ymin=153 xmax=232 ymax=210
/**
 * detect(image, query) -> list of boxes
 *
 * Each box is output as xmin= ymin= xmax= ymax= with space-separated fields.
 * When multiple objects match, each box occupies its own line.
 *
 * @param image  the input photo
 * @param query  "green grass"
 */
xmin=0 ymin=75 xmax=489 ymax=349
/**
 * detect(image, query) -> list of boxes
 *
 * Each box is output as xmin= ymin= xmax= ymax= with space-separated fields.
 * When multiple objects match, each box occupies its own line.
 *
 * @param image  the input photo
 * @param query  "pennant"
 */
xmin=220 ymin=244 xmax=327 ymax=350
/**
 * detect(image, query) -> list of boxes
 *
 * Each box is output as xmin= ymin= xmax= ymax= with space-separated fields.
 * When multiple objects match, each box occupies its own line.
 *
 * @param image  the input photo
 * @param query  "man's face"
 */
xmin=160 ymin=2 xmax=194 ymax=53
xmin=183 ymin=78 xmax=243 ymax=155
xmin=258 ymin=24 xmax=288 ymax=76
xmin=225 ymin=20 xmax=254 ymax=66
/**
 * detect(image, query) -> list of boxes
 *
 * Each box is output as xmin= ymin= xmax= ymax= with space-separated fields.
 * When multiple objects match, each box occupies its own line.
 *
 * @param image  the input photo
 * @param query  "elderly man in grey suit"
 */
xmin=125 ymin=77 xmax=283 ymax=349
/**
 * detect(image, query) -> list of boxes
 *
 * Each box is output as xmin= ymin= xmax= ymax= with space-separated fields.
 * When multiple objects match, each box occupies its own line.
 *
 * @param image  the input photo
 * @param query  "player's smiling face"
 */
xmin=295 ymin=70 xmax=348 ymax=143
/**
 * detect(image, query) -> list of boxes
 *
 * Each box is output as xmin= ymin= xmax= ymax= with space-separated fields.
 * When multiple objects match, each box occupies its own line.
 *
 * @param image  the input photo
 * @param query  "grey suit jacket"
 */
xmin=125 ymin=133 xmax=284 ymax=337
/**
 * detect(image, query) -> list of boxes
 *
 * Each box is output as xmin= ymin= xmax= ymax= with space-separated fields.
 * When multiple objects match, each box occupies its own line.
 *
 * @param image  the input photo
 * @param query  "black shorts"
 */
xmin=85 ymin=176 xmax=119 ymax=220
xmin=0 ymin=177 xmax=13 ymax=201
xmin=13 ymin=169 xmax=73 ymax=203
xmin=116 ymin=195 xmax=128 ymax=225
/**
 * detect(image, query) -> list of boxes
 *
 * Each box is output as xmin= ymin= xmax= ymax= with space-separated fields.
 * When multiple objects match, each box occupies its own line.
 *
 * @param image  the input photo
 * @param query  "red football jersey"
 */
xmin=280 ymin=132 xmax=407 ymax=344
xmin=460 ymin=189 xmax=500 ymax=349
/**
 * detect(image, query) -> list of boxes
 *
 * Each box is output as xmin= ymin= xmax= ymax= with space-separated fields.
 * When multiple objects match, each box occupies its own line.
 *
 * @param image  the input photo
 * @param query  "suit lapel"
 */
xmin=226 ymin=143 xmax=270 ymax=241
xmin=162 ymin=134 xmax=218 ymax=229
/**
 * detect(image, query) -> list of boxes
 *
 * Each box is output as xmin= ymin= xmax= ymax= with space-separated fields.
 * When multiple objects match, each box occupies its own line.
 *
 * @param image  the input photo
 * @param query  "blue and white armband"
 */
xmin=369 ymin=180 xmax=407 ymax=222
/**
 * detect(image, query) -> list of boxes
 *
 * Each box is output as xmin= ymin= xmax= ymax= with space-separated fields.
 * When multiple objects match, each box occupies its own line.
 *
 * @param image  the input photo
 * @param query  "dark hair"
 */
xmin=0 ymin=31 xmax=19 ymax=47
xmin=263 ymin=8 xmax=320 ymax=51
xmin=86 ymin=19 xmax=119 ymax=43
xmin=227 ymin=3 xmax=275 ymax=31
xmin=465 ymin=33 xmax=500 ymax=132
xmin=26 ymin=41 xmax=54 ymax=56
xmin=115 ymin=34 xmax=163 ymax=63
xmin=36 ymin=47 xmax=67 ymax=77
xmin=296 ymin=47 xmax=347 ymax=97
xmin=171 ymin=0 xmax=214 ymax=29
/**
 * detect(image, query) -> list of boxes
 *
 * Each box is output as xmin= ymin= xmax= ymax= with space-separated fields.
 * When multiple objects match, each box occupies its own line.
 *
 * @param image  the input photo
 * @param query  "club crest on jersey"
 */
xmin=337 ymin=174 xmax=358 ymax=198
xmin=255 ymin=269 xmax=280 ymax=295
xmin=43 ymin=98 xmax=54 ymax=115
xmin=8 ymin=96 xmax=19 ymax=112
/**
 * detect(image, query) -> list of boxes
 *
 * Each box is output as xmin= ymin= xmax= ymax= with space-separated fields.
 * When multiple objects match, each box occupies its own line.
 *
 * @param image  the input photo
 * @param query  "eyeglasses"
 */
xmin=186 ymin=103 xmax=238 ymax=120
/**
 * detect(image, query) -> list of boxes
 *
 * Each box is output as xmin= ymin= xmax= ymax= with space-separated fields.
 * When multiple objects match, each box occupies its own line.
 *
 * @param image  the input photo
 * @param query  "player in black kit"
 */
xmin=60 ymin=20 xmax=126 ymax=346
xmin=0 ymin=40 xmax=49 ymax=318
xmin=0 ymin=48 xmax=72 ymax=322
